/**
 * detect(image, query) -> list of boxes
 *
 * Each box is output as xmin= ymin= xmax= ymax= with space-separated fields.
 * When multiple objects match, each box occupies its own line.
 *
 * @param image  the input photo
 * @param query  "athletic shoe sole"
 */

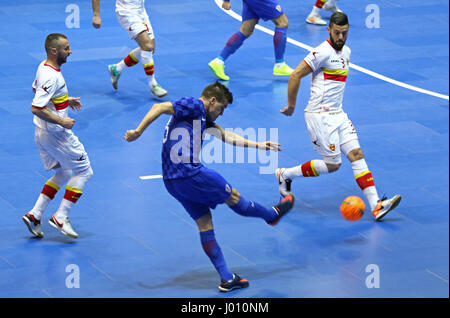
xmin=48 ymin=217 xmax=78 ymax=239
xmin=375 ymin=195 xmax=402 ymax=221
xmin=22 ymin=215 xmax=43 ymax=238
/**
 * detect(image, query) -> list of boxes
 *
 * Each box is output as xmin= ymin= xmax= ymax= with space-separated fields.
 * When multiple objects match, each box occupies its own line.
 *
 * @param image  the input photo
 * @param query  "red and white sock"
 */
xmin=351 ymin=159 xmax=379 ymax=210
xmin=30 ymin=169 xmax=72 ymax=220
xmin=283 ymin=159 xmax=329 ymax=179
xmin=116 ymin=48 xmax=142 ymax=73
xmin=140 ymin=50 xmax=157 ymax=87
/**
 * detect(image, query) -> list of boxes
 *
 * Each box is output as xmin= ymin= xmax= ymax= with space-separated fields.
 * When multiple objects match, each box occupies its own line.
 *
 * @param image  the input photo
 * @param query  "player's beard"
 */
xmin=329 ymin=36 xmax=345 ymax=51
xmin=56 ymin=52 xmax=68 ymax=66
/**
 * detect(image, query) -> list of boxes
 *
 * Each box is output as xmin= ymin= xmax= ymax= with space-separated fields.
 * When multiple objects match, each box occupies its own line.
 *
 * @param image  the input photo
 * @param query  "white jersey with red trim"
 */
xmin=116 ymin=0 xmax=145 ymax=12
xmin=303 ymin=40 xmax=351 ymax=112
xmin=32 ymin=61 xmax=69 ymax=132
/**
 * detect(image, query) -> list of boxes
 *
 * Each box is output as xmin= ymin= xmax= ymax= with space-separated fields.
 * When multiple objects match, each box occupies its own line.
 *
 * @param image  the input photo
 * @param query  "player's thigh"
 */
xmin=35 ymin=127 xmax=59 ymax=170
xmin=116 ymin=10 xmax=154 ymax=40
xmin=304 ymin=112 xmax=342 ymax=163
xmin=247 ymin=0 xmax=284 ymax=21
xmin=41 ymin=130 xmax=91 ymax=174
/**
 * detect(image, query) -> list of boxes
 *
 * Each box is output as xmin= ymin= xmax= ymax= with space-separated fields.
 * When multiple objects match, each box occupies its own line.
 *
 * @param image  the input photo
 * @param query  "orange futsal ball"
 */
xmin=340 ymin=196 xmax=365 ymax=221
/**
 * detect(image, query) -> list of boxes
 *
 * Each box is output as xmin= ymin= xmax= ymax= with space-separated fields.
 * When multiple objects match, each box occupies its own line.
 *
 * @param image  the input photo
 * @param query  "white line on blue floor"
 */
xmin=213 ymin=0 xmax=449 ymax=101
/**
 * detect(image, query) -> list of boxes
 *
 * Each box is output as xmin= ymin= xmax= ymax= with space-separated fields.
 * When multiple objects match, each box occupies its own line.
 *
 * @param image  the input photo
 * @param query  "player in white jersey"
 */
xmin=276 ymin=12 xmax=401 ymax=221
xmin=22 ymin=34 xmax=93 ymax=239
xmin=92 ymin=0 xmax=168 ymax=98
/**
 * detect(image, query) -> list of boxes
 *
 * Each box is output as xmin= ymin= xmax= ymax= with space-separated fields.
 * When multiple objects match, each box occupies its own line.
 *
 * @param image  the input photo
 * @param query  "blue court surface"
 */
xmin=0 ymin=0 xmax=448 ymax=299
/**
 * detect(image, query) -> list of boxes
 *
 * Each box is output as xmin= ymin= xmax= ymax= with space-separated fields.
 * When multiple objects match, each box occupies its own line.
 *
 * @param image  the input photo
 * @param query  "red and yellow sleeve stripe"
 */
xmin=51 ymin=93 xmax=69 ymax=110
xmin=321 ymin=68 xmax=348 ymax=82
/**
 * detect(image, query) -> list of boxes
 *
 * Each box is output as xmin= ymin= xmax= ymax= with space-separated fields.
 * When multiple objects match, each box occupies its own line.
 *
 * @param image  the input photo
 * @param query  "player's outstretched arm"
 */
xmin=208 ymin=123 xmax=281 ymax=152
xmin=124 ymin=102 xmax=174 ymax=142
xmin=92 ymin=0 xmax=102 ymax=28
xmin=280 ymin=60 xmax=312 ymax=116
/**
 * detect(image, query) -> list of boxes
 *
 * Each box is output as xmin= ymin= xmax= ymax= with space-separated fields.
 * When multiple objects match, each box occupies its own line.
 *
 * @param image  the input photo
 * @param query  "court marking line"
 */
xmin=213 ymin=0 xmax=449 ymax=101
xmin=88 ymin=261 xmax=116 ymax=282
xmin=139 ymin=175 xmax=163 ymax=180
xmin=129 ymin=234 xmax=160 ymax=255
xmin=0 ymin=255 xmax=16 ymax=268
xmin=425 ymin=269 xmax=449 ymax=285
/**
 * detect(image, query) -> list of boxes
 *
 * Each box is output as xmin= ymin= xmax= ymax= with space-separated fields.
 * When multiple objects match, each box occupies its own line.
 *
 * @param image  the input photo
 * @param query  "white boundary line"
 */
xmin=139 ymin=174 xmax=163 ymax=180
xmin=213 ymin=0 xmax=449 ymax=101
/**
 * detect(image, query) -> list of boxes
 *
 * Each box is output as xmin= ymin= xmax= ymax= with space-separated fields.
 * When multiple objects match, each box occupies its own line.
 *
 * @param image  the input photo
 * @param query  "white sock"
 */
xmin=141 ymin=50 xmax=158 ymax=87
xmin=351 ymin=159 xmax=379 ymax=210
xmin=311 ymin=6 xmax=320 ymax=15
xmin=54 ymin=199 xmax=74 ymax=220
xmin=283 ymin=159 xmax=329 ymax=179
xmin=31 ymin=194 xmax=51 ymax=220
xmin=115 ymin=60 xmax=126 ymax=73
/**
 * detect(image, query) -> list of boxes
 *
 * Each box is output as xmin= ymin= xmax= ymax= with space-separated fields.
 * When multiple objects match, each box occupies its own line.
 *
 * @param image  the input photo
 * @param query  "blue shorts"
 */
xmin=163 ymin=167 xmax=233 ymax=220
xmin=242 ymin=0 xmax=283 ymax=22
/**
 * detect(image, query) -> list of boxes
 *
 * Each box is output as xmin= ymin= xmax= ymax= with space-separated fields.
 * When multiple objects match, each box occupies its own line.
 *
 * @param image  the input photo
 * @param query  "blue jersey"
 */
xmin=162 ymin=97 xmax=215 ymax=180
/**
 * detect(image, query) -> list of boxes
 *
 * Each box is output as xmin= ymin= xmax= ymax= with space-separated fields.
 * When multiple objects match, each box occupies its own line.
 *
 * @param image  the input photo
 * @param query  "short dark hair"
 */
xmin=329 ymin=12 xmax=349 ymax=28
xmin=45 ymin=33 xmax=68 ymax=53
xmin=201 ymin=81 xmax=233 ymax=105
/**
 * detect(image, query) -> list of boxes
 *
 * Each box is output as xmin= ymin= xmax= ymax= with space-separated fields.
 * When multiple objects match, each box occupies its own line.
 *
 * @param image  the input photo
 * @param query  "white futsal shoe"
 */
xmin=150 ymin=84 xmax=168 ymax=98
xmin=372 ymin=195 xmax=402 ymax=221
xmin=275 ymin=168 xmax=292 ymax=198
xmin=49 ymin=215 xmax=78 ymax=239
xmin=323 ymin=1 xmax=343 ymax=13
xmin=22 ymin=212 xmax=44 ymax=238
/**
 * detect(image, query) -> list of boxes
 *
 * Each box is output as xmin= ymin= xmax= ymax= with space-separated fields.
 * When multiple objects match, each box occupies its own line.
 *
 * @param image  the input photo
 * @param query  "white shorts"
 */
xmin=34 ymin=127 xmax=91 ymax=173
xmin=304 ymin=111 xmax=359 ymax=164
xmin=116 ymin=8 xmax=154 ymax=40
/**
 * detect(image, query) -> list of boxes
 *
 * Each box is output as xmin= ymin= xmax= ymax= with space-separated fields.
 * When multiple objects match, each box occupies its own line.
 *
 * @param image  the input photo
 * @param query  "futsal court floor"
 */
xmin=0 ymin=0 xmax=448 ymax=298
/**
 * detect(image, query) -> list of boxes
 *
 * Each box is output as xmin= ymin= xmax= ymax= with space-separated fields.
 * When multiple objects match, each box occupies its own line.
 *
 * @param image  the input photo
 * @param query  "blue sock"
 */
xmin=200 ymin=229 xmax=233 ymax=281
xmin=230 ymin=196 xmax=277 ymax=222
xmin=220 ymin=31 xmax=247 ymax=61
xmin=273 ymin=27 xmax=287 ymax=63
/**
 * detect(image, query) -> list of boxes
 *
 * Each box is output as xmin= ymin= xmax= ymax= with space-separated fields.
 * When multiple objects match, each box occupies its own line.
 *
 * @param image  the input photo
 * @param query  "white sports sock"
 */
xmin=31 ymin=169 xmax=72 ymax=220
xmin=311 ymin=6 xmax=320 ymax=15
xmin=351 ymin=159 xmax=379 ymax=210
xmin=141 ymin=50 xmax=158 ymax=87
xmin=283 ymin=159 xmax=329 ymax=179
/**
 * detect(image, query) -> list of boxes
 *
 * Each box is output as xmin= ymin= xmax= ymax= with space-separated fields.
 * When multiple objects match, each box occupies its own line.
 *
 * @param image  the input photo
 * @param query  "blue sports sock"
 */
xmin=273 ymin=27 xmax=287 ymax=63
xmin=220 ymin=31 xmax=247 ymax=61
xmin=200 ymin=229 xmax=233 ymax=281
xmin=230 ymin=196 xmax=278 ymax=222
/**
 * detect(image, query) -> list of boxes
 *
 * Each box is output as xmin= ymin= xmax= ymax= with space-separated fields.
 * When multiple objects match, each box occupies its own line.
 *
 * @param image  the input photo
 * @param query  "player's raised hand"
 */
xmin=124 ymin=130 xmax=141 ymax=142
xmin=92 ymin=15 xmax=102 ymax=28
xmin=222 ymin=1 xmax=231 ymax=10
xmin=60 ymin=117 xmax=76 ymax=129
xmin=69 ymin=97 xmax=82 ymax=110
xmin=280 ymin=105 xmax=295 ymax=116
xmin=258 ymin=141 xmax=281 ymax=152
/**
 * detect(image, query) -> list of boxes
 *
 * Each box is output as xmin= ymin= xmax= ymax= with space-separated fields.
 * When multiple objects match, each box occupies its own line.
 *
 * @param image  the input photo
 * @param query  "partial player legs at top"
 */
xmin=306 ymin=0 xmax=342 ymax=26
xmin=108 ymin=5 xmax=168 ymax=98
xmin=208 ymin=0 xmax=293 ymax=81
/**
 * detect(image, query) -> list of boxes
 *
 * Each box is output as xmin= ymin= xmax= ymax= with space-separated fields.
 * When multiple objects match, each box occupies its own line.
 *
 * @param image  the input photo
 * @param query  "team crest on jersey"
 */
xmin=276 ymin=5 xmax=281 ymax=12
xmin=225 ymin=184 xmax=231 ymax=193
xmin=329 ymin=144 xmax=336 ymax=151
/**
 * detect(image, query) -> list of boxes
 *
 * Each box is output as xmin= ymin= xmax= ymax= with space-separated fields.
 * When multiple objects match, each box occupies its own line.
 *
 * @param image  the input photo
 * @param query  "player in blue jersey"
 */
xmin=124 ymin=82 xmax=295 ymax=292
xmin=208 ymin=0 xmax=294 ymax=81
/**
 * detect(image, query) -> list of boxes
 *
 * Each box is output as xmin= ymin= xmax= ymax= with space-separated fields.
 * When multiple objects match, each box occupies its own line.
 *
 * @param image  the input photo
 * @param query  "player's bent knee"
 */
xmin=348 ymin=148 xmax=364 ymax=161
xmin=196 ymin=213 xmax=213 ymax=232
xmin=326 ymin=163 xmax=341 ymax=172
